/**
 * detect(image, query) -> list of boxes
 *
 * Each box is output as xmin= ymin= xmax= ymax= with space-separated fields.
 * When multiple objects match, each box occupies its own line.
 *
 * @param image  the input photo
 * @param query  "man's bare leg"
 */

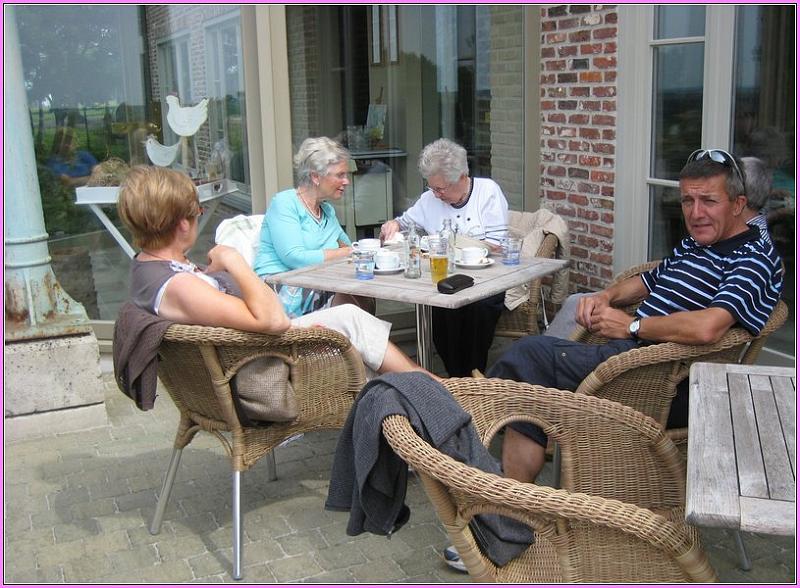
xmin=502 ymin=427 xmax=546 ymax=483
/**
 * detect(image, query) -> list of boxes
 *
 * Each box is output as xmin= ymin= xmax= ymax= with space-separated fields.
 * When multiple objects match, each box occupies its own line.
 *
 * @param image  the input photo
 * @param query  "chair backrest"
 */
xmin=441 ymin=378 xmax=686 ymax=510
xmin=382 ymin=379 xmax=716 ymax=582
xmin=574 ymin=301 xmax=789 ymax=427
xmin=157 ymin=324 xmax=366 ymax=469
xmin=214 ymin=214 xmax=265 ymax=267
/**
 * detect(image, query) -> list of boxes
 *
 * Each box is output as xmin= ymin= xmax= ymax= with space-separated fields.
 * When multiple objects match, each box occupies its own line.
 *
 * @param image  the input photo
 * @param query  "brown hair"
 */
xmin=118 ymin=166 xmax=200 ymax=250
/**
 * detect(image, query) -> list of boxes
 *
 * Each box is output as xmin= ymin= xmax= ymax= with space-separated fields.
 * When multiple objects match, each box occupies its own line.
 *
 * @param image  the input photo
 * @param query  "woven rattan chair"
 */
xmin=149 ymin=324 xmax=366 ymax=579
xmin=495 ymin=233 xmax=560 ymax=339
xmin=382 ymin=378 xmax=717 ymax=582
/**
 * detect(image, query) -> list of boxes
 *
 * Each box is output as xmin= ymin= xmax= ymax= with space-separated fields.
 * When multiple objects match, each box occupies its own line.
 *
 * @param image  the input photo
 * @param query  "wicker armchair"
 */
xmin=495 ymin=232 xmax=560 ymax=339
xmin=150 ymin=324 xmax=366 ymax=579
xmin=382 ymin=378 xmax=717 ymax=582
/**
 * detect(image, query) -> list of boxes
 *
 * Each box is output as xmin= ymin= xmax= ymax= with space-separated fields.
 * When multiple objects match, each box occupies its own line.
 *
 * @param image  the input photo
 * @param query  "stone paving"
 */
xmin=4 ymin=361 xmax=796 ymax=583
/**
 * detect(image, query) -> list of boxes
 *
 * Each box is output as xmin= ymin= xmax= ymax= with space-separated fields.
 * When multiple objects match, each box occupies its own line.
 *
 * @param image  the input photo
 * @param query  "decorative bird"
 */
xmin=143 ymin=134 xmax=181 ymax=167
xmin=165 ymin=95 xmax=209 ymax=137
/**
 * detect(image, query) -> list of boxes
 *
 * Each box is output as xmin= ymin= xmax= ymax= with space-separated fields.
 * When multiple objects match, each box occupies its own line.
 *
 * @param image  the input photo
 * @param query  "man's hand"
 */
xmin=379 ymin=219 xmax=401 ymax=241
xmin=575 ymin=292 xmax=611 ymax=331
xmin=588 ymin=307 xmax=636 ymax=340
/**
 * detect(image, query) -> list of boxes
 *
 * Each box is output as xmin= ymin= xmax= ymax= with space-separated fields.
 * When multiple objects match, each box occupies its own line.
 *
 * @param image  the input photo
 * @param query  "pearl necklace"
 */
xmin=298 ymin=189 xmax=322 ymax=220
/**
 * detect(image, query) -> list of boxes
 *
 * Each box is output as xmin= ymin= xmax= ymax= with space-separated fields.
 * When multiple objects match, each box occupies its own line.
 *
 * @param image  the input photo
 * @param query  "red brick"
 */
xmin=545 ymin=59 xmax=567 ymax=71
xmin=605 ymin=12 xmax=618 ymax=24
xmin=568 ymin=167 xmax=589 ymax=179
xmin=546 ymin=190 xmax=566 ymax=200
xmin=541 ymin=125 xmax=555 ymax=136
xmin=541 ymin=19 xmax=556 ymax=32
xmin=600 ymin=267 xmax=614 ymax=279
xmin=589 ymin=276 xmax=606 ymax=289
xmin=601 ymin=185 xmax=615 ymax=197
xmin=568 ymin=114 xmax=590 ymax=125
xmin=576 ymin=234 xmax=599 ymax=248
xmin=580 ymin=43 xmax=603 ymax=55
xmin=568 ymin=193 xmax=589 ymax=206
xmin=578 ymin=208 xmax=600 ymax=221
xmin=547 ymin=5 xmax=568 ymax=17
xmin=558 ymin=17 xmax=581 ymax=30
xmin=558 ymin=45 xmax=578 ymax=57
xmin=602 ymin=129 xmax=616 ymax=140
xmin=604 ymin=71 xmax=617 ymax=83
xmin=541 ymin=47 xmax=556 ymax=58
xmin=569 ymin=140 xmax=591 ymax=151
xmin=541 ymin=100 xmax=555 ymax=110
xmin=572 ymin=271 xmax=589 ymax=286
xmin=558 ymin=127 xmax=577 ymax=137
xmin=592 ymin=114 xmax=616 ymax=126
xmin=571 ymin=246 xmax=589 ymax=259
xmin=542 ymin=152 xmax=555 ymax=162
xmin=568 ymin=220 xmax=588 ymax=232
xmin=548 ymin=86 xmax=568 ymax=98
xmin=547 ymin=113 xmax=567 ymax=123
xmin=593 ymin=142 xmax=615 ymax=155
xmin=547 ymin=165 xmax=566 ymax=177
xmin=601 ymin=212 xmax=614 ymax=224
xmin=578 ymin=100 xmax=601 ymax=111
xmin=602 ymin=100 xmax=616 ymax=111
xmin=590 ymin=252 xmax=612 ymax=264
xmin=579 ymin=71 xmax=603 ymax=83
xmin=557 ymin=73 xmax=578 ymax=84
xmin=578 ymin=182 xmax=600 ymax=195
xmin=546 ymin=32 xmax=567 ymax=44
xmin=590 ymin=224 xmax=614 ymax=238
xmin=604 ymin=41 xmax=617 ymax=53
xmin=579 ymin=155 xmax=602 ymax=167
xmin=590 ymin=197 xmax=614 ymax=209
xmin=580 ymin=127 xmax=601 ymax=140
xmin=592 ymin=86 xmax=616 ymax=98
xmin=570 ymin=4 xmax=592 ymax=14
xmin=603 ymin=157 xmax=615 ymax=167
xmin=593 ymin=27 xmax=617 ymax=40
xmin=558 ymin=100 xmax=578 ymax=110
xmin=591 ymin=170 xmax=615 ymax=183
xmin=570 ymin=86 xmax=591 ymax=97
xmin=540 ymin=73 xmax=556 ymax=84
xmin=592 ymin=56 xmax=617 ymax=69
xmin=568 ymin=30 xmax=591 ymax=43
xmin=571 ymin=58 xmax=590 ymax=70
xmin=556 ymin=153 xmax=578 ymax=164
xmin=547 ymin=138 xmax=567 ymax=149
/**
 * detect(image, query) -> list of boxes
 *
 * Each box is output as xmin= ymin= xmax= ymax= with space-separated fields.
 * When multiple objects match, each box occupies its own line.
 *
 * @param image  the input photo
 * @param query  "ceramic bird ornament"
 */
xmin=143 ymin=135 xmax=181 ymax=167
xmin=165 ymin=95 xmax=209 ymax=137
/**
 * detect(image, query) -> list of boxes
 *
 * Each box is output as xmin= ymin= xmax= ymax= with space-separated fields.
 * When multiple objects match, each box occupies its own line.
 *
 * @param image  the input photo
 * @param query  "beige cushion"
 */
xmin=233 ymin=356 xmax=298 ymax=423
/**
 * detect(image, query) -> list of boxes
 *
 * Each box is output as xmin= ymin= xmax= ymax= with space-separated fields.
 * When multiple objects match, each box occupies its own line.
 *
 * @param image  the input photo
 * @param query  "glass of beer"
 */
xmin=427 ymin=236 xmax=448 ymax=284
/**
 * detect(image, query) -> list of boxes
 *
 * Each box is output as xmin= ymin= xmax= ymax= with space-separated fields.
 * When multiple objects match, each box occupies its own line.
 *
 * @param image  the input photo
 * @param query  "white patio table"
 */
xmin=686 ymin=361 xmax=796 ymax=536
xmin=265 ymin=253 xmax=567 ymax=370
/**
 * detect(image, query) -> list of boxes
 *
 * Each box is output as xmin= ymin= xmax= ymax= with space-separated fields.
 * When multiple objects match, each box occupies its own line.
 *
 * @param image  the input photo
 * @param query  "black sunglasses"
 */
xmin=686 ymin=148 xmax=745 ymax=185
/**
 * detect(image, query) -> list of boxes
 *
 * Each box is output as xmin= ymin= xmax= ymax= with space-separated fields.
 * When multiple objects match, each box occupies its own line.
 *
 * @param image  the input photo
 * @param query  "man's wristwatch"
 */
xmin=628 ymin=318 xmax=641 ymax=340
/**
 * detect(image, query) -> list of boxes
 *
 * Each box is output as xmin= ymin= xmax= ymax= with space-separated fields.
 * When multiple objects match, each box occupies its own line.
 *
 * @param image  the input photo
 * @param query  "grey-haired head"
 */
xmin=294 ymin=137 xmax=350 ymax=186
xmin=417 ymin=138 xmax=469 ymax=183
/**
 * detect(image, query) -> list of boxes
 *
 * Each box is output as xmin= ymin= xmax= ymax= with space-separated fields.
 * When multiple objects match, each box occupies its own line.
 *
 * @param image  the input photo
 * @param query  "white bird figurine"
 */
xmin=143 ymin=134 xmax=181 ymax=167
xmin=165 ymin=95 xmax=209 ymax=137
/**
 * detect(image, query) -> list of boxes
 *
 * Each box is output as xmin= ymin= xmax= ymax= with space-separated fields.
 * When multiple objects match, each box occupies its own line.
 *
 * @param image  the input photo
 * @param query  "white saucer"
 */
xmin=374 ymin=266 xmax=405 ymax=275
xmin=454 ymin=258 xmax=495 ymax=269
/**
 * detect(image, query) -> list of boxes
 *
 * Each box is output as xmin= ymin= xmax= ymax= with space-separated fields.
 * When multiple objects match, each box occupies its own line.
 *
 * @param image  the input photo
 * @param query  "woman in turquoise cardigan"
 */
xmin=253 ymin=137 xmax=370 ymax=317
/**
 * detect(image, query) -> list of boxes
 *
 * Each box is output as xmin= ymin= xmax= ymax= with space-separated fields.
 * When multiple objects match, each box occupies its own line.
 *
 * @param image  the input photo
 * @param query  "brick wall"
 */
xmin=286 ymin=7 xmax=321 ymax=149
xmin=539 ymin=5 xmax=618 ymax=292
xmin=489 ymin=6 xmax=525 ymax=210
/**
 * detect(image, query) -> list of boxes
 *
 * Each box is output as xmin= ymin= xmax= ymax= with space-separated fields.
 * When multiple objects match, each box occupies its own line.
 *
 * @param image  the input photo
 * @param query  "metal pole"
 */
xmin=4 ymin=6 xmax=91 ymax=341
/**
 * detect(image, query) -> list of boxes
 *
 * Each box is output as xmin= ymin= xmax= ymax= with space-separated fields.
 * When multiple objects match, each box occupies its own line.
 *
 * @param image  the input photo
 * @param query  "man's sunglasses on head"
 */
xmin=686 ymin=148 xmax=745 ymax=185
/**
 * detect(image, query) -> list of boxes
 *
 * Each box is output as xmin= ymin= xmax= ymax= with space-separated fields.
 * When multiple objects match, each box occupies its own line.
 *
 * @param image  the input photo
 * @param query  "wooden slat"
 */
xmin=750 ymin=375 xmax=795 ymax=501
xmin=686 ymin=363 xmax=740 ymax=529
xmin=728 ymin=373 xmax=768 ymax=498
xmin=723 ymin=364 xmax=796 ymax=378
xmin=740 ymin=496 xmax=796 ymax=536
xmin=772 ymin=375 xmax=796 ymax=477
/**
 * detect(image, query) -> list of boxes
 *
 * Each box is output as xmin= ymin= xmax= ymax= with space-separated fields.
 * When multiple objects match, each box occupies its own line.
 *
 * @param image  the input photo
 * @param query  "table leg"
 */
xmin=415 ymin=304 xmax=433 ymax=370
xmin=88 ymin=204 xmax=136 ymax=258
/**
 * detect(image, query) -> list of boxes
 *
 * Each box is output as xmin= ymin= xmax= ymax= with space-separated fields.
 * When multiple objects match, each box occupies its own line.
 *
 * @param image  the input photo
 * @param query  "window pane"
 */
xmin=648 ymin=184 xmax=684 ymax=260
xmin=286 ymin=5 xmax=526 ymax=244
xmin=16 ymin=6 xmax=251 ymax=321
xmin=654 ymin=6 xmax=705 ymax=39
xmin=731 ymin=5 xmax=795 ymax=357
xmin=650 ymin=43 xmax=704 ymax=181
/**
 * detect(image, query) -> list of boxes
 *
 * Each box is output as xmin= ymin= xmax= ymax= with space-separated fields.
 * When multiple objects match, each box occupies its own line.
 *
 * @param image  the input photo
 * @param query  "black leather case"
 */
xmin=437 ymin=273 xmax=474 ymax=294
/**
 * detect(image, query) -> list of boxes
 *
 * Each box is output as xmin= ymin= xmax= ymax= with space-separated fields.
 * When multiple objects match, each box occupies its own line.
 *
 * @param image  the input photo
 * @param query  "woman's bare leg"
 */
xmin=378 ymin=341 xmax=441 ymax=381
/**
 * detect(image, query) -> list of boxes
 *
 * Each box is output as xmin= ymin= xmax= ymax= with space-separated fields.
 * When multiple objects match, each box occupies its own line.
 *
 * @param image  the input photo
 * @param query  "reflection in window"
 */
xmin=654 ymin=6 xmax=705 ymax=39
xmin=650 ymin=44 xmax=704 ymax=181
xmin=157 ymin=34 xmax=192 ymax=147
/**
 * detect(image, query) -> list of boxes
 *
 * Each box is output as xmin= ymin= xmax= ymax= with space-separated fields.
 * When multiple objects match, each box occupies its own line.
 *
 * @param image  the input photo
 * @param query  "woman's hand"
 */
xmin=206 ymin=244 xmax=244 ymax=273
xmin=380 ymin=219 xmax=401 ymax=241
xmin=324 ymin=245 xmax=353 ymax=262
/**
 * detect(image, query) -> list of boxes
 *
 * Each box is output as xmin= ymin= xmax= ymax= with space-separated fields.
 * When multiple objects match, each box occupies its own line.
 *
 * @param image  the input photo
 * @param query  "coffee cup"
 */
xmin=374 ymin=249 xmax=400 ymax=270
xmin=352 ymin=238 xmax=382 ymax=252
xmin=352 ymin=238 xmax=382 ymax=253
xmin=459 ymin=246 xmax=489 ymax=265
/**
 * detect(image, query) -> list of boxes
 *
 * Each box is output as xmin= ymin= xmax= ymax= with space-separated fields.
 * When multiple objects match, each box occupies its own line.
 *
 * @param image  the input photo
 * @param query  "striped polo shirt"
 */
xmin=637 ymin=226 xmax=783 ymax=335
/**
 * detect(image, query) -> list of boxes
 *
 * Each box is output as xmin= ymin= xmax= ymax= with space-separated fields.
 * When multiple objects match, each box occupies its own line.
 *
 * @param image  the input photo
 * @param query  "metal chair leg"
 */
xmin=232 ymin=470 xmax=243 ymax=580
xmin=732 ymin=529 xmax=752 ymax=571
xmin=149 ymin=447 xmax=183 ymax=535
xmin=265 ymin=449 xmax=277 ymax=482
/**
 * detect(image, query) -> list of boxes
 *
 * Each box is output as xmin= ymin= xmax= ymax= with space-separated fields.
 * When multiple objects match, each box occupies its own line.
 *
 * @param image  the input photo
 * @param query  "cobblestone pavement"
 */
xmin=4 ymin=367 xmax=795 ymax=583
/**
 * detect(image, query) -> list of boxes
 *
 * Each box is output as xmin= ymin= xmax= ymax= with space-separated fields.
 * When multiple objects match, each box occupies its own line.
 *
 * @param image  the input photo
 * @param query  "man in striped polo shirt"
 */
xmin=489 ymin=149 xmax=784 ymax=485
